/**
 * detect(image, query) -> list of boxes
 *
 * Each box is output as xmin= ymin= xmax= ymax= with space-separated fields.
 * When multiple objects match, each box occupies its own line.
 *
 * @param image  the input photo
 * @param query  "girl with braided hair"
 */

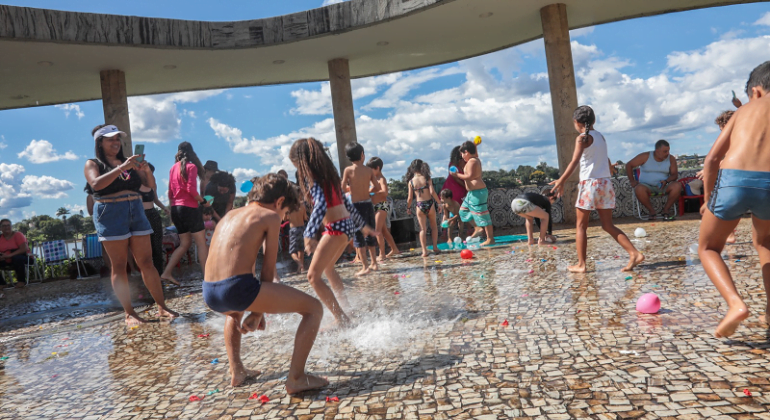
xmin=290 ymin=138 xmax=376 ymax=328
xmin=550 ymin=106 xmax=644 ymax=273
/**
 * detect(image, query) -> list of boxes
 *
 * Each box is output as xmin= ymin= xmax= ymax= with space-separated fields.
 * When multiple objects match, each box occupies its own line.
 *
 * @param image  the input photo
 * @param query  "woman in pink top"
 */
xmin=441 ymin=146 xmax=468 ymax=204
xmin=161 ymin=142 xmax=210 ymax=284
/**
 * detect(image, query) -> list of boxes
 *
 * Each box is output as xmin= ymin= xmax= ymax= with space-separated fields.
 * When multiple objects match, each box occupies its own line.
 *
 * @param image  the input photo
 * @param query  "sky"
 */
xmin=1 ymin=0 xmax=770 ymax=222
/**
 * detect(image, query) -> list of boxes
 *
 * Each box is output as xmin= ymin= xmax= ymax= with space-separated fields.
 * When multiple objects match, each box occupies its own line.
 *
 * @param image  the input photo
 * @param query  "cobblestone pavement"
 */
xmin=2 ymin=216 xmax=770 ymax=419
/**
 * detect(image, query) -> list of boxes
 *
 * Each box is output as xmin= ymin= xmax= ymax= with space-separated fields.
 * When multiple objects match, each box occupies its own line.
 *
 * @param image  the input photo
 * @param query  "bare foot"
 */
xmin=355 ymin=267 xmax=371 ymax=276
xmin=567 ymin=264 xmax=586 ymax=273
xmin=370 ymin=264 xmax=379 ymax=271
xmin=481 ymin=239 xmax=495 ymax=246
xmin=285 ymin=373 xmax=329 ymax=395
xmin=160 ymin=275 xmax=180 ymax=286
xmin=158 ymin=306 xmax=179 ymax=318
xmin=715 ymin=303 xmax=749 ymax=338
xmin=125 ymin=313 xmax=148 ymax=327
xmin=421 ymin=250 xmax=429 ymax=257
xmin=528 ymin=239 xmax=535 ymax=246
xmin=726 ymin=231 xmax=737 ymax=244
xmin=386 ymin=250 xmax=401 ymax=258
xmin=434 ymin=248 xmax=441 ymax=255
xmin=231 ymin=367 xmax=262 ymax=387
xmin=621 ymin=253 xmax=645 ymax=272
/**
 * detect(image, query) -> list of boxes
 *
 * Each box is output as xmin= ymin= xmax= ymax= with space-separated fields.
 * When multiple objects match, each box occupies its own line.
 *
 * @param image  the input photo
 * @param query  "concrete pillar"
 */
xmin=99 ymin=70 xmax=132 ymax=156
xmin=327 ymin=58 xmax=357 ymax=172
xmin=541 ymin=4 xmax=579 ymax=223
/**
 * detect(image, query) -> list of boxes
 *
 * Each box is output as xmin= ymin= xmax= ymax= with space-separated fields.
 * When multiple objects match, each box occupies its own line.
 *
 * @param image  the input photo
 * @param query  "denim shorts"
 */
xmin=93 ymin=195 xmax=153 ymax=242
xmin=708 ymin=169 xmax=770 ymax=221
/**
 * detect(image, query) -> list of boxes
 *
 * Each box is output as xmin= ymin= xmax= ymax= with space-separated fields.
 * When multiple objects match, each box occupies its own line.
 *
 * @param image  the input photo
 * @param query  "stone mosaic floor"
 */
xmin=2 ymin=216 xmax=770 ymax=419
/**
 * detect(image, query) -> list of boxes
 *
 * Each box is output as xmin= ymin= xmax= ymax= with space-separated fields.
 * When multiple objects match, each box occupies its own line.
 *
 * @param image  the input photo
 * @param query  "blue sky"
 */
xmin=1 ymin=1 xmax=770 ymax=221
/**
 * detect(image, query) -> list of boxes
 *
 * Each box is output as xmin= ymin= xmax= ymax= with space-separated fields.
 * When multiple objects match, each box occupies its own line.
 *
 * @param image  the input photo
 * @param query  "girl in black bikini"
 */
xmin=406 ymin=159 xmax=441 ymax=257
xmin=290 ymin=138 xmax=375 ymax=327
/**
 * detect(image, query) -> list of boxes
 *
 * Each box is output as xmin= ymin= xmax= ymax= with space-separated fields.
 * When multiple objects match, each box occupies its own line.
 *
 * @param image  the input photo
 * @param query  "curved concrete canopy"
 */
xmin=0 ymin=0 xmax=762 ymax=110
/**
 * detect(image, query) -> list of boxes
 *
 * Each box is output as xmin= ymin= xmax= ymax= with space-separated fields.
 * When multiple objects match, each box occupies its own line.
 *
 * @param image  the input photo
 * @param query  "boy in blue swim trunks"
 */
xmin=456 ymin=141 xmax=495 ymax=246
xmin=700 ymin=60 xmax=770 ymax=338
xmin=203 ymin=174 xmax=327 ymax=393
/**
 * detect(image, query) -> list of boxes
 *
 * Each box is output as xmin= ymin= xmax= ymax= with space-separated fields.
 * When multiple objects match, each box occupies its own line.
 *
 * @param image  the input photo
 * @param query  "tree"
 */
xmin=233 ymin=196 xmax=248 ymax=208
xmin=55 ymin=207 xmax=70 ymax=218
xmin=530 ymin=170 xmax=546 ymax=184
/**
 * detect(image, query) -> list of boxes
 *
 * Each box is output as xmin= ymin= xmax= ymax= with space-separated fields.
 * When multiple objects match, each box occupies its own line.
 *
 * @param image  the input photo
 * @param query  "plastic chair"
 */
xmin=73 ymin=233 xmax=103 ymax=279
xmin=677 ymin=176 xmax=704 ymax=216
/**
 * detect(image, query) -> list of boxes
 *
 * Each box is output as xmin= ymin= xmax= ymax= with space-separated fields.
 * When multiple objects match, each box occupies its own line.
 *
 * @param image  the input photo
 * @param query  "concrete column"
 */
xmin=328 ymin=58 xmax=357 ymax=172
xmin=100 ymin=70 xmax=132 ymax=156
xmin=541 ymin=4 xmax=579 ymax=223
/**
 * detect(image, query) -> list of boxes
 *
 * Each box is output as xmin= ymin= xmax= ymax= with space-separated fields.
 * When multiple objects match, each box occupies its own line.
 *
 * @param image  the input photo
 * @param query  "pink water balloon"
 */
xmin=636 ymin=293 xmax=660 ymax=314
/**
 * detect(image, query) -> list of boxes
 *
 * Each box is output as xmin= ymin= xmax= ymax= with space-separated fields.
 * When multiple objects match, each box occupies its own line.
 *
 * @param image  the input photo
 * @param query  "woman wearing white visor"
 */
xmin=84 ymin=124 xmax=179 ymax=326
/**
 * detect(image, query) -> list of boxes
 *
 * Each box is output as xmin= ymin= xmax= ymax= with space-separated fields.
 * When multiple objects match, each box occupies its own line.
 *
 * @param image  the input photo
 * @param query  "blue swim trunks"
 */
xmin=708 ymin=169 xmax=770 ymax=221
xmin=202 ymin=274 xmax=261 ymax=313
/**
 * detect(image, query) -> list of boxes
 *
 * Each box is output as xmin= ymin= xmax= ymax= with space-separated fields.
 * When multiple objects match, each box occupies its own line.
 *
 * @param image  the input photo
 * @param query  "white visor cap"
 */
xmin=93 ymin=125 xmax=126 ymax=141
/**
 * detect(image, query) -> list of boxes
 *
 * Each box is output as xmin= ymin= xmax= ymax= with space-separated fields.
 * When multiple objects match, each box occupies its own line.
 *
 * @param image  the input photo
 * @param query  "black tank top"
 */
xmin=86 ymin=159 xmax=142 ymax=199
xmin=140 ymin=188 xmax=156 ymax=203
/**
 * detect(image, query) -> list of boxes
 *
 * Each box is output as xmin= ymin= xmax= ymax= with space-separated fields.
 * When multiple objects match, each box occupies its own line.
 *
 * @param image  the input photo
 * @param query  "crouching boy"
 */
xmin=203 ymin=174 xmax=327 ymax=393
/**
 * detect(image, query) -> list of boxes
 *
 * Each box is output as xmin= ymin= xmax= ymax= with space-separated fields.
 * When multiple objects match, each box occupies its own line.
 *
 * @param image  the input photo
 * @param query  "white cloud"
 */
xmin=754 ymin=11 xmax=770 ymax=26
xmin=0 ymin=135 xmax=6 ymax=149
xmin=322 ymin=0 xmax=348 ymax=5
xmin=233 ymin=168 xmax=259 ymax=184
xmin=66 ymin=203 xmax=86 ymax=214
xmin=0 ymin=163 xmax=32 ymax=211
xmin=208 ymin=33 xmax=770 ymax=181
xmin=55 ymin=103 xmax=85 ymax=119
xmin=128 ymin=90 xmax=224 ymax=143
xmin=290 ymin=73 xmax=402 ymax=115
xmin=17 ymin=140 xmax=79 ymax=164
xmin=20 ymin=175 xmax=75 ymax=199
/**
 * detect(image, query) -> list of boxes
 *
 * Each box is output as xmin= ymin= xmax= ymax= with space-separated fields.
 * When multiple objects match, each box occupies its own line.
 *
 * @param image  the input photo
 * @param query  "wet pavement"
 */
xmin=2 ymin=216 xmax=770 ymax=419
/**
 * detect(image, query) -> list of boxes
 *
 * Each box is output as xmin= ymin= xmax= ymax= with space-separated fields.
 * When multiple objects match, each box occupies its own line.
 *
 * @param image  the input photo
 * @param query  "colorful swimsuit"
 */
xmin=411 ymin=179 xmax=435 ymax=214
xmin=304 ymin=182 xmax=367 ymax=239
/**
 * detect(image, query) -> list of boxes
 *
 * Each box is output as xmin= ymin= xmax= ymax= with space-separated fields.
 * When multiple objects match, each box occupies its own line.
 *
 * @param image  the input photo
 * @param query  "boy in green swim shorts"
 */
xmin=456 ymin=141 xmax=495 ymax=246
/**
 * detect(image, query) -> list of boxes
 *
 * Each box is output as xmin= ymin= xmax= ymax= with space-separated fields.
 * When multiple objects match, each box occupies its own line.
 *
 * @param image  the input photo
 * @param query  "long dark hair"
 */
xmin=175 ymin=141 xmax=204 ymax=182
xmin=289 ymin=138 xmax=341 ymax=202
xmin=92 ymin=124 xmax=126 ymax=169
xmin=449 ymin=146 xmax=462 ymax=168
xmin=573 ymin=105 xmax=595 ymax=144
xmin=405 ymin=159 xmax=431 ymax=183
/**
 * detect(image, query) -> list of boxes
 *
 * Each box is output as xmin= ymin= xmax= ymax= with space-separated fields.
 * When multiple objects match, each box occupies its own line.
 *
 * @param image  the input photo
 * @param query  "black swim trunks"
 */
xmin=202 ymin=274 xmax=261 ymax=313
xmin=352 ymin=200 xmax=376 ymax=248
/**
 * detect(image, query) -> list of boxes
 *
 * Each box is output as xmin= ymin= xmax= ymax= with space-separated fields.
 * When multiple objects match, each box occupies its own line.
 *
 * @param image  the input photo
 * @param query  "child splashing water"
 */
xmin=406 ymin=159 xmax=441 ymax=257
xmin=550 ymin=106 xmax=644 ymax=273
xmin=699 ymin=61 xmax=770 ymax=338
xmin=290 ymin=138 xmax=377 ymax=327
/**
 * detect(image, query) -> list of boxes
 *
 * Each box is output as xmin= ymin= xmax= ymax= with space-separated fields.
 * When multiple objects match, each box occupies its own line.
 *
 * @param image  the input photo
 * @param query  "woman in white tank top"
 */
xmin=550 ymin=106 xmax=644 ymax=273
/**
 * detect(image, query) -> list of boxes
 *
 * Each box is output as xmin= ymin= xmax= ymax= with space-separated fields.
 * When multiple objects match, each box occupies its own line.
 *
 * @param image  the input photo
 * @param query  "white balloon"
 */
xmin=634 ymin=228 xmax=647 ymax=238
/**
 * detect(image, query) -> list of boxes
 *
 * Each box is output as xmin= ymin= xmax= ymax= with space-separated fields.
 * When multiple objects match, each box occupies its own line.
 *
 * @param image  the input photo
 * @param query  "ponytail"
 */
xmin=573 ymin=105 xmax=596 ymax=144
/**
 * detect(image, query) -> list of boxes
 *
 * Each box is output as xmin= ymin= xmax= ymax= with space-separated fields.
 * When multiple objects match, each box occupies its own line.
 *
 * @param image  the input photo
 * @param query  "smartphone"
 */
xmin=134 ymin=144 xmax=145 ymax=162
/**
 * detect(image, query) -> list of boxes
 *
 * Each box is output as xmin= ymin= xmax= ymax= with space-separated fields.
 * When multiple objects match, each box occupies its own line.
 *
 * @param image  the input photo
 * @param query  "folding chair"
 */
xmin=73 ymin=233 xmax=103 ymax=279
xmin=41 ymin=240 xmax=71 ymax=279
xmin=631 ymin=168 xmax=677 ymax=220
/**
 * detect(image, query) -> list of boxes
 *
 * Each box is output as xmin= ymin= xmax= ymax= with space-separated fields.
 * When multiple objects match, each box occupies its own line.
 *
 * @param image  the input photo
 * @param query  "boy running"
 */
xmin=456 ymin=141 xmax=495 ymax=246
xmin=699 ymin=61 xmax=770 ymax=338
xmin=203 ymin=174 xmax=326 ymax=393
xmin=341 ymin=142 xmax=381 ymax=275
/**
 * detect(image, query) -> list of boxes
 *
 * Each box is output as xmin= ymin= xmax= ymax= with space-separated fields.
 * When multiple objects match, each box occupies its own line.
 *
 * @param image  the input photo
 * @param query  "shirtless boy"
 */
xmin=367 ymin=157 xmax=400 ymax=261
xmin=699 ymin=61 xmax=770 ymax=338
xmin=286 ymin=201 xmax=308 ymax=273
xmin=439 ymin=189 xmax=463 ymax=244
xmin=456 ymin=141 xmax=495 ymax=246
xmin=203 ymin=174 xmax=326 ymax=393
xmin=341 ymin=142 xmax=381 ymax=275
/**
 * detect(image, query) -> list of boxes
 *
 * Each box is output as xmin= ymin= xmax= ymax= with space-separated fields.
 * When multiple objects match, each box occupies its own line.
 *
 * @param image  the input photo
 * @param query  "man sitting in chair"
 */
xmin=0 ymin=218 xmax=32 ymax=287
xmin=626 ymin=140 xmax=682 ymax=220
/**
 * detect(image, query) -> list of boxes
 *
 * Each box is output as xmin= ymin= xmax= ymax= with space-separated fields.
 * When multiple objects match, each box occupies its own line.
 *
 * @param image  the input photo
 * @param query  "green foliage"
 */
xmin=55 ymin=207 xmax=70 ymax=217
xmin=388 ymin=179 xmax=408 ymax=200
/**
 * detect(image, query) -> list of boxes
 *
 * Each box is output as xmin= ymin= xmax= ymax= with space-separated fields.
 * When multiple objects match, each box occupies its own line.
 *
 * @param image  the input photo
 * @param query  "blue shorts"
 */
xmin=708 ymin=169 xmax=770 ymax=221
xmin=93 ymin=195 xmax=153 ymax=242
xmin=202 ymin=274 xmax=261 ymax=313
